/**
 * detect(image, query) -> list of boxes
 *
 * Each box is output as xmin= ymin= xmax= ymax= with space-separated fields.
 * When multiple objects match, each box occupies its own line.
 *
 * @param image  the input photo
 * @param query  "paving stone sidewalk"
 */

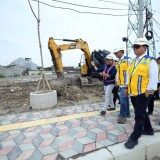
xmin=0 ymin=102 xmax=160 ymax=160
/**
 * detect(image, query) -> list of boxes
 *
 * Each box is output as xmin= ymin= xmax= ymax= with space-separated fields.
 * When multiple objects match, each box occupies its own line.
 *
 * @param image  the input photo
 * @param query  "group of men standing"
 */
xmin=91 ymin=37 xmax=159 ymax=149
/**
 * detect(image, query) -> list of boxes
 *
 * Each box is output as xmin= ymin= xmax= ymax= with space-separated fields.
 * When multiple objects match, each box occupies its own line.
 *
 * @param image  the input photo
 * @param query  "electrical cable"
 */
xmin=49 ymin=0 xmax=128 ymax=10
xmin=32 ymin=0 xmax=129 ymax=16
xmin=97 ymin=0 xmax=128 ymax=6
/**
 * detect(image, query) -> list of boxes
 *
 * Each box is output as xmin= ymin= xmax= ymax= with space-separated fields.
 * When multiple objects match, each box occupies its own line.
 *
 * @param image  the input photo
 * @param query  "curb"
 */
xmin=70 ymin=133 xmax=160 ymax=160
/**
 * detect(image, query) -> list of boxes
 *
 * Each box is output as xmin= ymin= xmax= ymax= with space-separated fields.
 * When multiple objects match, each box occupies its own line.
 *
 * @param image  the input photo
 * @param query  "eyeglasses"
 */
xmin=133 ymin=45 xmax=141 ymax=49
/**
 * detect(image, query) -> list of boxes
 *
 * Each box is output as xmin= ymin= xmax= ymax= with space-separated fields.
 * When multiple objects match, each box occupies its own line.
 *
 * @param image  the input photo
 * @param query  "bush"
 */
xmin=0 ymin=74 xmax=5 ymax=78
xmin=37 ymin=72 xmax=42 ymax=75
xmin=13 ymin=73 xmax=20 ymax=77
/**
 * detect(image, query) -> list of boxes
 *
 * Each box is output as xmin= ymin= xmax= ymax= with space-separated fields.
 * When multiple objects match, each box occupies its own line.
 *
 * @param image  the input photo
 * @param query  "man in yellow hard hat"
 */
xmin=124 ymin=38 xmax=158 ymax=149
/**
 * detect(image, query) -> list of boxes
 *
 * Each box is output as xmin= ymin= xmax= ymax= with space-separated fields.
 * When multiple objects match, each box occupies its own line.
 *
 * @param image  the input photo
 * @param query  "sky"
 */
xmin=0 ymin=0 xmax=160 ymax=67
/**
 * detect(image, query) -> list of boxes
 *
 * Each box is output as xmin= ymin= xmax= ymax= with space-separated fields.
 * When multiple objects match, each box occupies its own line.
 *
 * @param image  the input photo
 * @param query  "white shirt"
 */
xmin=134 ymin=54 xmax=158 ymax=90
xmin=158 ymin=64 xmax=160 ymax=83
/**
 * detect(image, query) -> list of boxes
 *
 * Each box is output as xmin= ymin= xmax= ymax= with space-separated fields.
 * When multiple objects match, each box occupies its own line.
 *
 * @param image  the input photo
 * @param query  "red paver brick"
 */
xmin=42 ymin=153 xmax=58 ymax=160
xmin=40 ymin=128 xmax=52 ymax=135
xmin=60 ymin=140 xmax=74 ymax=152
xmin=39 ymin=138 xmax=54 ymax=147
xmin=16 ymin=149 xmax=35 ymax=160
xmin=24 ymin=126 xmax=37 ymax=133
xmin=17 ymin=119 xmax=26 ymax=123
xmin=0 ymin=146 xmax=15 ymax=156
xmin=56 ymin=121 xmax=65 ymax=126
xmin=97 ymin=132 xmax=107 ymax=141
xmin=21 ymin=136 xmax=37 ymax=144
xmin=118 ymin=134 xmax=128 ymax=142
xmin=83 ymin=143 xmax=96 ymax=153
xmin=124 ymin=126 xmax=133 ymax=133
xmin=4 ymin=134 xmax=19 ymax=141
xmin=82 ymin=117 xmax=90 ymax=121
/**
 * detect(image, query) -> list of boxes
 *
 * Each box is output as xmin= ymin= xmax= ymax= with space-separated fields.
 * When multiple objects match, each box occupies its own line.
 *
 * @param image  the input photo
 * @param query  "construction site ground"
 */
xmin=0 ymin=74 xmax=160 ymax=160
xmin=0 ymin=74 xmax=104 ymax=116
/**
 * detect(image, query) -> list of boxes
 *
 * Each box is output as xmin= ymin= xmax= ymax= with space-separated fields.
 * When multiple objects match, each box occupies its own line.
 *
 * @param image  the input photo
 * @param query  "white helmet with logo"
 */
xmin=114 ymin=47 xmax=124 ymax=53
xmin=133 ymin=37 xmax=149 ymax=46
xmin=106 ymin=54 xmax=118 ymax=61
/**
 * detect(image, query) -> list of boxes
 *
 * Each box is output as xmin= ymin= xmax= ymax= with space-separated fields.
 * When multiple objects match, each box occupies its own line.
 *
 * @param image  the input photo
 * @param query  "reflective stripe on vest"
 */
xmin=128 ymin=57 xmax=151 ymax=96
xmin=103 ymin=64 xmax=115 ymax=82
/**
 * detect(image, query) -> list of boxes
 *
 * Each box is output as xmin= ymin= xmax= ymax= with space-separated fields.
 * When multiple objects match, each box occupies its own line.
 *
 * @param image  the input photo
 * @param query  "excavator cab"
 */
xmin=91 ymin=49 xmax=110 ymax=79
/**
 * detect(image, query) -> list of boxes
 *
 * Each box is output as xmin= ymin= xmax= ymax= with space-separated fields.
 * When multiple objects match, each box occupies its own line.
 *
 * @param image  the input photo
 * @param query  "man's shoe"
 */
xmin=148 ymin=112 xmax=153 ymax=115
xmin=142 ymin=130 xmax=154 ymax=135
xmin=124 ymin=139 xmax=138 ymax=149
xmin=126 ymin=114 xmax=131 ymax=118
xmin=117 ymin=116 xmax=126 ymax=124
xmin=100 ymin=110 xmax=106 ymax=115
xmin=107 ymin=108 xmax=116 ymax=111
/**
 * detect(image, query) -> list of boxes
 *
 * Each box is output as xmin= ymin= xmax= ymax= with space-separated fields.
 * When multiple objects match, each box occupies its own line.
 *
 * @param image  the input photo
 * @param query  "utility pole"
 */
xmin=138 ymin=0 xmax=144 ymax=38
xmin=127 ymin=0 xmax=156 ymax=57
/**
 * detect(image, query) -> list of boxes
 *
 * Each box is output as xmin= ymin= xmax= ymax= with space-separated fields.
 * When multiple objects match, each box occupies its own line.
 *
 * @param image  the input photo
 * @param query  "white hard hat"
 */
xmin=106 ymin=54 xmax=116 ymax=60
xmin=114 ymin=47 xmax=124 ymax=53
xmin=133 ymin=37 xmax=149 ymax=46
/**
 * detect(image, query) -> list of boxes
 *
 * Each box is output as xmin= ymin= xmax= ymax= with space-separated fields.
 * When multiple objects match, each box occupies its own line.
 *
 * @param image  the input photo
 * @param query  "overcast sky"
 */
xmin=0 ymin=0 xmax=160 ymax=67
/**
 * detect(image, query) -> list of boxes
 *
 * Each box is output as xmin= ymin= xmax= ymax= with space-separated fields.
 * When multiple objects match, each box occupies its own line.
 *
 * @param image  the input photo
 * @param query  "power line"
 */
xmin=32 ymin=0 xmax=129 ymax=16
xmin=48 ymin=0 xmax=128 ymax=10
xmin=97 ymin=0 xmax=128 ymax=6
xmin=153 ymin=10 xmax=160 ymax=14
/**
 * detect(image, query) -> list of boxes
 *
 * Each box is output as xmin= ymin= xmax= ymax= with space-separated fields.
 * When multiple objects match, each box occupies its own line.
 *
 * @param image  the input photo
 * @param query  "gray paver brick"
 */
xmin=34 ymin=126 xmax=43 ymax=134
xmin=32 ymin=136 xmax=43 ymax=147
xmin=1 ymin=140 xmax=16 ymax=148
xmin=68 ymin=126 xmax=87 ymax=139
xmin=40 ymin=133 xmax=54 ymax=139
xmin=87 ymin=128 xmax=107 ymax=141
xmin=73 ymin=137 xmax=94 ymax=153
xmin=41 ymin=124 xmax=53 ymax=129
xmin=97 ymin=139 xmax=115 ymax=147
xmin=9 ymin=130 xmax=21 ymax=135
xmin=23 ymin=132 xmax=37 ymax=137
xmin=19 ymin=143 xmax=35 ymax=151
xmin=90 ymin=115 xmax=105 ymax=122
xmin=59 ymin=149 xmax=78 ymax=159
xmin=0 ymin=133 xmax=9 ymax=141
xmin=52 ymin=135 xmax=74 ymax=152
xmin=51 ymin=125 xmax=69 ymax=136
xmin=28 ymin=150 xmax=43 ymax=160
xmin=107 ymin=129 xmax=124 ymax=142
xmin=38 ymin=146 xmax=57 ymax=156
xmin=15 ymin=135 xmax=25 ymax=144
xmin=98 ymin=121 xmax=114 ymax=131
xmin=0 ymin=156 xmax=8 ymax=160
xmin=7 ymin=146 xmax=21 ymax=160
xmin=65 ymin=119 xmax=81 ymax=128
xmin=81 ymin=120 xmax=97 ymax=129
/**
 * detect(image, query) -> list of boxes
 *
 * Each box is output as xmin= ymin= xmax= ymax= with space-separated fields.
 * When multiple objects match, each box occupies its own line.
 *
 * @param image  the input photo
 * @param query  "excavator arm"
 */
xmin=48 ymin=37 xmax=91 ymax=78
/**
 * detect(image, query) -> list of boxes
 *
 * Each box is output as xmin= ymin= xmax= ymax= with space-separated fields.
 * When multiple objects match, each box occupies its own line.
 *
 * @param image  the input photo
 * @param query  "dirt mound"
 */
xmin=50 ymin=77 xmax=86 ymax=101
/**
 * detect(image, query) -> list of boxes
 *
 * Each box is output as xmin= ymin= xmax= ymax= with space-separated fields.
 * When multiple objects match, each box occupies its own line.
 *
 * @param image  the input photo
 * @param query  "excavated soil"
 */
xmin=0 ymin=75 xmax=104 ymax=115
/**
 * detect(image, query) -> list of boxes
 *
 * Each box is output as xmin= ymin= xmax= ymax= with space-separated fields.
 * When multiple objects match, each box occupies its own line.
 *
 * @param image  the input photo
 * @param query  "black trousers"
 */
xmin=112 ymin=86 xmax=120 ymax=106
xmin=130 ymin=94 xmax=153 ymax=141
xmin=154 ymin=83 xmax=160 ymax=99
xmin=148 ymin=94 xmax=154 ymax=114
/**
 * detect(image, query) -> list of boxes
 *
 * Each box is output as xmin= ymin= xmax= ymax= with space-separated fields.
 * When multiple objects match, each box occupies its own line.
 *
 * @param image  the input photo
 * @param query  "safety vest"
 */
xmin=117 ymin=56 xmax=130 ymax=85
xmin=103 ymin=64 xmax=115 ymax=82
xmin=128 ymin=56 xmax=151 ymax=96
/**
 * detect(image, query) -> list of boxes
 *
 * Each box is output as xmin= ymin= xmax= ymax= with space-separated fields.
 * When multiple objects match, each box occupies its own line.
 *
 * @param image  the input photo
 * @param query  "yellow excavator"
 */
xmin=48 ymin=37 xmax=110 ymax=85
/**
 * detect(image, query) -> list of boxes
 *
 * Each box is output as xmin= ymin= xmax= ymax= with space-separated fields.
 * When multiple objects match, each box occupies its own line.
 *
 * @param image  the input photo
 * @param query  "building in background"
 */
xmin=10 ymin=57 xmax=37 ymax=70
